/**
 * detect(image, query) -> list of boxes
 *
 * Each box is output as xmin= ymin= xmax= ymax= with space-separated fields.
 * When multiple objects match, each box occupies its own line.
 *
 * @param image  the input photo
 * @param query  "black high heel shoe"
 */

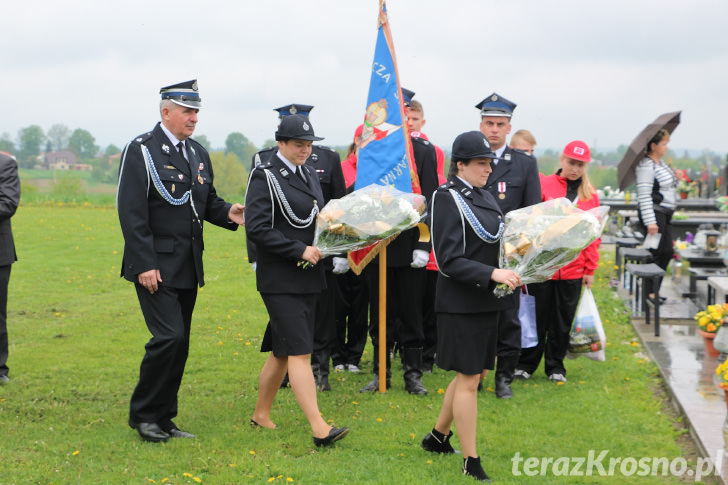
xmin=313 ymin=426 xmax=349 ymax=447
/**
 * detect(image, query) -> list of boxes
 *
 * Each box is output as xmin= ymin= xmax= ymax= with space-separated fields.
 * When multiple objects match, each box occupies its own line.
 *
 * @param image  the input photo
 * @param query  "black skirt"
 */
xmin=435 ymin=311 xmax=499 ymax=375
xmin=260 ymin=293 xmax=317 ymax=357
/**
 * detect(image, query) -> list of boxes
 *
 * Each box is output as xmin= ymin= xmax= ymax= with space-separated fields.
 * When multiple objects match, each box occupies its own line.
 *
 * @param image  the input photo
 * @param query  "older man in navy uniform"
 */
xmin=248 ymin=104 xmax=347 ymax=391
xmin=117 ymin=80 xmax=245 ymax=442
xmin=476 ymin=93 xmax=541 ymax=399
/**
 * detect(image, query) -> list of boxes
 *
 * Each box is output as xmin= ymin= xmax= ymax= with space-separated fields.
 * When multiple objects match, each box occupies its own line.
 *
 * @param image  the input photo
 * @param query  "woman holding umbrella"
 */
xmin=635 ymin=128 xmax=676 ymax=299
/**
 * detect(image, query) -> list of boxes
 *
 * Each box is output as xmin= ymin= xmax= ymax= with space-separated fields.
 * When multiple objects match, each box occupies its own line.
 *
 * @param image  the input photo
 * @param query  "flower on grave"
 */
xmin=715 ymin=359 xmax=728 ymax=390
xmin=693 ymin=303 xmax=728 ymax=334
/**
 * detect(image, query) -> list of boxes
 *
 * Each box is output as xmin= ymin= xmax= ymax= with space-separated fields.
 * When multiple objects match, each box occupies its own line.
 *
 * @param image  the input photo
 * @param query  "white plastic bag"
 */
xmin=567 ymin=288 xmax=606 ymax=361
xmin=519 ymin=290 xmax=538 ymax=349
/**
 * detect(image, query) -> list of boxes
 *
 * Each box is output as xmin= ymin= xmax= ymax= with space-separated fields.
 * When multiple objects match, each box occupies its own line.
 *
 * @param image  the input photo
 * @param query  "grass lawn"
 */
xmin=0 ymin=205 xmax=719 ymax=483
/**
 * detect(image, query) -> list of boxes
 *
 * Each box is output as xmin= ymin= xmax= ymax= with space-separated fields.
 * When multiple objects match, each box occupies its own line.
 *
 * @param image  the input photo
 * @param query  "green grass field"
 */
xmin=0 ymin=205 xmax=717 ymax=483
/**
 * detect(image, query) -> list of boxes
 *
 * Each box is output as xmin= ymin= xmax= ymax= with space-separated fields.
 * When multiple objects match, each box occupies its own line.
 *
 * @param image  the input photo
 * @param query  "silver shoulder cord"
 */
xmin=140 ymin=144 xmax=202 ymax=228
xmin=263 ymin=168 xmax=318 ymax=228
xmin=430 ymin=190 xmax=465 ymax=279
xmin=448 ymin=189 xmax=504 ymax=244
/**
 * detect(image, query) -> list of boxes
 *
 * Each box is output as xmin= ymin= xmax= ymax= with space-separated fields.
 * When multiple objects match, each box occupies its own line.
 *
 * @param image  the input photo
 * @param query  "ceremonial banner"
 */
xmin=349 ymin=0 xmax=419 ymax=275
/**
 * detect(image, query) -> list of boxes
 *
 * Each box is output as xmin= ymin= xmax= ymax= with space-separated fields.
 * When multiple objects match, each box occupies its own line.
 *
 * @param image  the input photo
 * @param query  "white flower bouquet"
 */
xmin=495 ymin=198 xmax=609 ymax=297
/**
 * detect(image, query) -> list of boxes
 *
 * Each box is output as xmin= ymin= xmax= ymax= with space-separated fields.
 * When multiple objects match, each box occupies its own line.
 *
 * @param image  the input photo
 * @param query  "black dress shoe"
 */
xmin=160 ymin=420 xmax=195 ymax=438
xmin=131 ymin=421 xmax=170 ymax=443
xmin=313 ymin=426 xmax=349 ymax=447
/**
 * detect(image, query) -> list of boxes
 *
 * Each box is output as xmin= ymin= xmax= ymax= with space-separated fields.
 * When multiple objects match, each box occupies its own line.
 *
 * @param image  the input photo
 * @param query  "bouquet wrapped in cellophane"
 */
xmin=495 ymin=198 xmax=609 ymax=297
xmin=314 ymin=184 xmax=427 ymax=257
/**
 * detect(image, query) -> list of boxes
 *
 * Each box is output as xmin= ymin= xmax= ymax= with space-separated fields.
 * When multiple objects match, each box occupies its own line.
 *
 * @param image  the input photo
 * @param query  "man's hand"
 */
xmin=229 ymin=203 xmax=245 ymax=225
xmin=138 ymin=269 xmax=162 ymax=294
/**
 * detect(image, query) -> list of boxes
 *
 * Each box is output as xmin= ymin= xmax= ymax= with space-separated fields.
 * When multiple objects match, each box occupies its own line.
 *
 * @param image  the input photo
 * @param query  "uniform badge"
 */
xmin=199 ymin=163 xmax=204 ymax=171
xmin=290 ymin=105 xmax=298 ymax=114
xmin=198 ymin=174 xmax=204 ymax=184
xmin=172 ymin=184 xmax=176 ymax=193
xmin=178 ymin=174 xmax=184 ymax=180
xmin=162 ymin=144 xmax=170 ymax=154
xmin=136 ymin=137 xmax=142 ymax=142
xmin=164 ymin=165 xmax=175 ymax=169
xmin=504 ymin=153 xmax=511 ymax=161
xmin=303 ymin=121 xmax=310 ymax=131
xmin=311 ymin=153 xmax=318 ymax=161
xmin=491 ymin=94 xmax=498 ymax=101
xmin=498 ymin=182 xmax=506 ymax=199
xmin=280 ymin=168 xmax=289 ymax=177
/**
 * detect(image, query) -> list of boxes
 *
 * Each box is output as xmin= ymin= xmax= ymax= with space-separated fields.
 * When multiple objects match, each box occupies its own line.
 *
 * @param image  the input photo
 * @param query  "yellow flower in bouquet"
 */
xmin=715 ymin=359 xmax=728 ymax=390
xmin=694 ymin=303 xmax=728 ymax=333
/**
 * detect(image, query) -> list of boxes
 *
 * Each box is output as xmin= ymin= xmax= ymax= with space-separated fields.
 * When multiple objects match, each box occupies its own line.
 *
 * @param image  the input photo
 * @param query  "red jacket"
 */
xmin=540 ymin=172 xmax=601 ymax=280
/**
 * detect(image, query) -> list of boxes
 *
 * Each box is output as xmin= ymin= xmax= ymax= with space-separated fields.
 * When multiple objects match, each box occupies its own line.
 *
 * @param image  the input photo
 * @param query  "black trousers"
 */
xmin=496 ymin=289 xmax=521 ymax=358
xmin=518 ymin=279 xmax=581 ymax=376
xmin=332 ymin=271 xmax=369 ymax=366
xmin=0 ymin=264 xmax=11 ymax=377
xmin=639 ymin=209 xmax=674 ymax=294
xmin=130 ymin=285 xmax=197 ymax=424
xmin=365 ymin=264 xmax=426 ymax=355
xmin=422 ymin=270 xmax=438 ymax=366
xmin=313 ymin=270 xmax=337 ymax=354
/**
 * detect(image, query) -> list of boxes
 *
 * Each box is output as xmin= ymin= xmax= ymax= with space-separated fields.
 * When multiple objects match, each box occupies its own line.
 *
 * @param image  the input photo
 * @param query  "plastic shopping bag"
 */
xmin=567 ymin=288 xmax=606 ymax=361
xmin=519 ymin=290 xmax=538 ymax=349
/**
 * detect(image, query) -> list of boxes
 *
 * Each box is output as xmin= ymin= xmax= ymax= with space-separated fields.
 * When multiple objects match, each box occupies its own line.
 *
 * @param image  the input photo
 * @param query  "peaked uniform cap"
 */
xmin=160 ymin=79 xmax=201 ymax=109
xmin=274 ymin=104 xmax=314 ymax=118
xmin=475 ymin=92 xmax=516 ymax=118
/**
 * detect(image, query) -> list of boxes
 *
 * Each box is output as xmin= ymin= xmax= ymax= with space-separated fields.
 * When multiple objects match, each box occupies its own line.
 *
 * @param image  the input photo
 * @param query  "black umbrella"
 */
xmin=617 ymin=111 xmax=681 ymax=190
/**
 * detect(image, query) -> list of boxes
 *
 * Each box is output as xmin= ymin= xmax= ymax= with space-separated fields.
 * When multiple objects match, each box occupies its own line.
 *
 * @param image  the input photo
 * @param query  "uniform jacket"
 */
xmin=540 ymin=172 xmax=601 ymax=279
xmin=117 ymin=123 xmax=236 ymax=288
xmin=430 ymin=177 xmax=511 ymax=313
xmin=0 ymin=154 xmax=20 ymax=267
xmin=483 ymin=146 xmax=541 ymax=214
xmin=379 ymin=135 xmax=439 ymax=267
xmin=247 ymin=145 xmax=345 ymax=266
xmin=244 ymin=155 xmax=326 ymax=294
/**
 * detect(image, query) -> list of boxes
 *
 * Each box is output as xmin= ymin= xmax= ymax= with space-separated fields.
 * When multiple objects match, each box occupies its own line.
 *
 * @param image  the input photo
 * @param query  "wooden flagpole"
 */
xmin=378 ymin=246 xmax=387 ymax=393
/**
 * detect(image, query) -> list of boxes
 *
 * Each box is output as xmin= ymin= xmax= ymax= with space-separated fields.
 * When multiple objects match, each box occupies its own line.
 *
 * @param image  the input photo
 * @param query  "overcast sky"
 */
xmin=3 ymin=0 xmax=727 ymax=155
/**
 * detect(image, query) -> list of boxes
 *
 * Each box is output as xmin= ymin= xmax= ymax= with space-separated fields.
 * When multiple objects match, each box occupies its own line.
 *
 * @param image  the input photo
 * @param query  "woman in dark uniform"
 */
xmin=420 ymin=131 xmax=521 ymax=481
xmin=244 ymin=114 xmax=348 ymax=447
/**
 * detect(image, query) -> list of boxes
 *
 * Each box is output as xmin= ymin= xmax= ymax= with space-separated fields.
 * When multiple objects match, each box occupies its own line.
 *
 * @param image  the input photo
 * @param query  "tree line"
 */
xmin=3 ymin=124 xmax=725 ymax=199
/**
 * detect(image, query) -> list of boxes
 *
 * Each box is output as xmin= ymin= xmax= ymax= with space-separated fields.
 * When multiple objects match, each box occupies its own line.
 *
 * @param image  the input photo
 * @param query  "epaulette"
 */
xmin=411 ymin=136 xmax=430 ymax=146
xmin=314 ymin=145 xmax=336 ymax=153
xmin=437 ymin=180 xmax=455 ymax=191
xmin=132 ymin=132 xmax=153 ymax=144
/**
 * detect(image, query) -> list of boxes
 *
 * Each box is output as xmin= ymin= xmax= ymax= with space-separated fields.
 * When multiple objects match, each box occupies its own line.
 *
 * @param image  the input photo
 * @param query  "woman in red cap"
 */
xmin=514 ymin=140 xmax=601 ymax=384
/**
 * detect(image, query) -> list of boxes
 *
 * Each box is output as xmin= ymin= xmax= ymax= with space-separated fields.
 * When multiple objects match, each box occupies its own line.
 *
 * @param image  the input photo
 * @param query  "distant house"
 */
xmin=46 ymin=150 xmax=78 ymax=170
xmin=108 ymin=153 xmax=121 ymax=168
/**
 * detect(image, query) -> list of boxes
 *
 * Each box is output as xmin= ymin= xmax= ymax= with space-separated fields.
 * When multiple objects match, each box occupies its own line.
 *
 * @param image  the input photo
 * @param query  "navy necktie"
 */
xmin=296 ymin=166 xmax=307 ymax=184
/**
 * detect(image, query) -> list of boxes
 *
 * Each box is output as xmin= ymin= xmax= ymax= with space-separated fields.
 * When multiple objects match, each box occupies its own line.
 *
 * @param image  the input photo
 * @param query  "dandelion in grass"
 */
xmin=218 ymin=341 xmax=223 ymax=346
xmin=72 ymin=450 xmax=79 ymax=456
xmin=287 ymin=478 xmax=294 ymax=483
xmin=183 ymin=473 xmax=193 ymax=478
xmin=147 ymin=480 xmax=155 ymax=483
xmin=625 ymin=377 xmax=630 ymax=381
xmin=268 ymin=478 xmax=275 ymax=483
xmin=161 ymin=479 xmax=168 ymax=483
xmin=193 ymin=478 xmax=201 ymax=483
xmin=437 ymin=388 xmax=444 ymax=394
xmin=352 ymin=401 xmax=358 ymax=405
xmin=556 ymin=381 xmax=565 ymax=386
xmin=376 ymin=417 xmax=383 ymax=422
xmin=249 ymin=450 xmax=256 ymax=455
xmin=426 ymin=459 xmax=433 ymax=464
xmin=410 ymin=433 xmax=415 ymax=439
xmin=230 ymin=463 xmax=238 ymax=467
